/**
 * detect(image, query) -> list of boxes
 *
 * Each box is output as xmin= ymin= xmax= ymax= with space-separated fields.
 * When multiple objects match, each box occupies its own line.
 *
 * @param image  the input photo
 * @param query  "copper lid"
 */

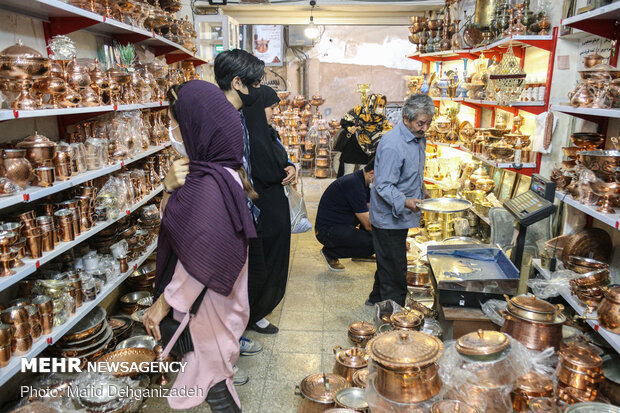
xmin=299 ymin=373 xmax=348 ymax=404
xmin=516 ymin=370 xmax=554 ymax=393
xmin=366 ymin=330 xmax=443 ymax=369
xmin=0 ymin=40 xmax=45 ymax=60
xmin=456 ymin=329 xmax=509 ymax=356
xmin=17 ymin=132 xmax=56 ymax=149
xmin=430 ymin=400 xmax=478 ymax=413
xmin=510 ymin=295 xmax=556 ymax=314
xmin=390 ymin=309 xmax=424 ymax=329
xmin=559 ymin=342 xmax=602 ymax=369
xmin=335 ymin=347 xmax=368 ymax=369
xmin=352 ymin=368 xmax=369 ymax=388
xmin=604 ymin=285 xmax=620 ymax=304
xmin=349 ymin=321 xmax=376 ymax=337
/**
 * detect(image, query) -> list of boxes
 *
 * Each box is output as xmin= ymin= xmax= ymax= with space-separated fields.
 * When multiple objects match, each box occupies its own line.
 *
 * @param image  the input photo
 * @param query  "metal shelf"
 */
xmin=0 ymin=143 xmax=169 ymax=211
xmin=0 ymin=101 xmax=168 ymax=122
xmin=0 ymin=0 xmax=207 ymax=65
xmin=550 ymin=104 xmax=620 ymax=120
xmin=0 ymin=185 xmax=163 ymax=293
xmin=532 ymin=259 xmax=620 ymax=354
xmin=463 ymin=98 xmax=545 ymax=107
xmin=457 ymin=145 xmax=537 ymax=169
xmin=561 ymin=2 xmax=620 ymax=39
xmin=0 ymin=239 xmax=158 ymax=388
xmin=555 ymin=190 xmax=620 ymax=229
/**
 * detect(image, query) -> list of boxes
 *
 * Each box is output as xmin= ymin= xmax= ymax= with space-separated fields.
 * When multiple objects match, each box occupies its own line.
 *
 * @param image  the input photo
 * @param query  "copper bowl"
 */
xmin=407 ymin=265 xmax=430 ymax=286
xmin=578 ymin=150 xmax=620 ymax=181
xmin=562 ymin=147 xmax=581 ymax=160
xmin=571 ymin=133 xmax=605 ymax=149
xmin=0 ymin=41 xmax=50 ymax=80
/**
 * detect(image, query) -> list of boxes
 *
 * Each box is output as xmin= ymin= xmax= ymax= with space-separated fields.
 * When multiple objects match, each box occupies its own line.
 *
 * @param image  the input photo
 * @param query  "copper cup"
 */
xmin=33 ymin=167 xmax=55 ymax=187
xmin=0 ymin=306 xmax=28 ymax=324
xmin=0 ymin=323 xmax=12 ymax=347
xmin=41 ymin=230 xmax=54 ymax=252
xmin=17 ymin=210 xmax=36 ymax=222
xmin=71 ymin=279 xmax=83 ymax=308
xmin=55 ymin=217 xmax=74 ymax=242
xmin=25 ymin=304 xmax=40 ymax=325
xmin=39 ymin=312 xmax=53 ymax=335
xmin=25 ymin=233 xmax=42 ymax=258
xmin=54 ymin=162 xmax=71 ymax=181
xmin=11 ymin=322 xmax=31 ymax=339
xmin=20 ymin=218 xmax=37 ymax=231
xmin=12 ymin=334 xmax=32 ymax=355
xmin=118 ymin=256 xmax=129 ymax=273
xmin=32 ymin=295 xmax=53 ymax=315
xmin=30 ymin=322 xmax=41 ymax=341
xmin=0 ymin=344 xmax=11 ymax=367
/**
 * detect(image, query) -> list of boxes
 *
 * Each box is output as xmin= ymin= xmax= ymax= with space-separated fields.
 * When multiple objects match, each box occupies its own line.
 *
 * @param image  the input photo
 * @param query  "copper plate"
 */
xmin=456 ymin=329 xmax=509 ymax=356
xmin=562 ymin=228 xmax=612 ymax=267
xmin=61 ymin=306 xmax=106 ymax=342
xmin=516 ymin=370 xmax=554 ymax=393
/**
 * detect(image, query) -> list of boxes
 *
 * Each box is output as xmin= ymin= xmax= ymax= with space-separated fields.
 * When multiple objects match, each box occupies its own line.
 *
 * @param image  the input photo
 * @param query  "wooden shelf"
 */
xmin=532 ymin=259 xmax=620 ymax=354
xmin=561 ymin=2 xmax=620 ymax=39
xmin=0 ymin=101 xmax=168 ymax=122
xmin=555 ymin=190 xmax=620 ymax=229
xmin=0 ymin=239 xmax=158 ymax=388
xmin=0 ymin=0 xmax=207 ymax=65
xmin=0 ymin=143 xmax=170 ymax=211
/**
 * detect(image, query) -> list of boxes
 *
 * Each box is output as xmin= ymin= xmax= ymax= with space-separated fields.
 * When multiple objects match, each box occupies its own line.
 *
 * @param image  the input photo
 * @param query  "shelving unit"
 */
xmin=555 ymin=190 xmax=620 ymax=229
xmin=0 ymin=102 xmax=169 ymax=122
xmin=0 ymin=0 xmax=207 ymax=65
xmin=561 ymin=2 xmax=620 ymax=39
xmin=0 ymin=239 xmax=158 ymax=388
xmin=550 ymin=104 xmax=620 ymax=121
xmin=0 ymin=143 xmax=170 ymax=211
xmin=532 ymin=259 xmax=620 ymax=354
xmin=0 ymin=185 xmax=163 ymax=293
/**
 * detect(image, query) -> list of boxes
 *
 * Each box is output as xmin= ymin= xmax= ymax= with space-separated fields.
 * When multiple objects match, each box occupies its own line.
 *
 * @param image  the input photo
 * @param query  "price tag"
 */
xmin=47 ymin=337 xmax=53 ymax=344
xmin=133 ymin=264 xmax=138 ymax=270
xmin=113 ymin=104 xmax=118 ymax=111
xmin=616 ymin=221 xmax=619 ymax=229
xmin=23 ymin=194 xmax=30 ymax=202
xmin=125 ymin=210 xmax=130 ymax=215
xmin=103 ymin=16 xmax=106 ymax=22
xmin=12 ymin=110 xmax=19 ymax=118
xmin=35 ymin=261 xmax=40 ymax=269
xmin=152 ymin=31 xmax=155 ymax=38
xmin=594 ymin=324 xmax=600 ymax=332
xmin=120 ymin=161 xmax=125 ymax=168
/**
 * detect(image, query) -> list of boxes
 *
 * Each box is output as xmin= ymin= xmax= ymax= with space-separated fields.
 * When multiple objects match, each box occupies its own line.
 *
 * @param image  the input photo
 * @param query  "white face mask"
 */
xmin=375 ymin=108 xmax=384 ymax=115
xmin=168 ymin=124 xmax=188 ymax=158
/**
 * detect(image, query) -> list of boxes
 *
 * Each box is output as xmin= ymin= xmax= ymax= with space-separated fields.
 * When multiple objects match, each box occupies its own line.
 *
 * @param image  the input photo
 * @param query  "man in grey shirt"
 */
xmin=367 ymin=94 xmax=435 ymax=306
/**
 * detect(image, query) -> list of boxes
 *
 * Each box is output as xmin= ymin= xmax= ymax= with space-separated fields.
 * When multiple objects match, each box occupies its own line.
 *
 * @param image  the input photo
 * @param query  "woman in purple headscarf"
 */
xmin=142 ymin=80 xmax=256 ymax=413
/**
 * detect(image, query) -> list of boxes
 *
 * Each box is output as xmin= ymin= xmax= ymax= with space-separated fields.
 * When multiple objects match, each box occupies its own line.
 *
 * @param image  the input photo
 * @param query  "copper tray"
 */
xmin=562 ymin=229 xmax=612 ymax=267
xmin=54 ymin=319 xmax=108 ymax=347
xmin=96 ymin=347 xmax=156 ymax=377
xmin=49 ymin=325 xmax=113 ymax=357
xmin=61 ymin=306 xmax=106 ymax=342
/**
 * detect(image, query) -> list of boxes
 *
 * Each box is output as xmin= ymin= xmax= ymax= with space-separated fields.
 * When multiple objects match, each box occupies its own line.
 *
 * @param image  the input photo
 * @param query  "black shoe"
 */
xmin=206 ymin=380 xmax=241 ymax=413
xmin=365 ymin=299 xmax=378 ymax=307
xmin=250 ymin=322 xmax=279 ymax=334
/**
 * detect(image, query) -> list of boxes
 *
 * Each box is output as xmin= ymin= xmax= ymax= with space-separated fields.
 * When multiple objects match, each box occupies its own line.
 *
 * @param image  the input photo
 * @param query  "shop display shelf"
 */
xmin=0 ymin=101 xmax=169 ymax=122
xmin=469 ymin=206 xmax=490 ymax=225
xmin=423 ymin=177 xmax=443 ymax=185
xmin=550 ymin=104 xmax=620 ymax=120
xmin=0 ymin=0 xmax=207 ymax=65
xmin=0 ymin=239 xmax=158 ymax=388
xmin=463 ymin=98 xmax=545 ymax=108
xmin=555 ymin=190 xmax=620 ymax=229
xmin=432 ymin=97 xmax=463 ymax=102
xmin=0 ymin=185 xmax=163 ymax=293
xmin=561 ymin=2 xmax=620 ymax=39
xmin=457 ymin=145 xmax=537 ymax=169
xmin=427 ymin=141 xmax=461 ymax=148
xmin=532 ymin=259 xmax=620 ymax=354
xmin=0 ymin=143 xmax=169 ymax=211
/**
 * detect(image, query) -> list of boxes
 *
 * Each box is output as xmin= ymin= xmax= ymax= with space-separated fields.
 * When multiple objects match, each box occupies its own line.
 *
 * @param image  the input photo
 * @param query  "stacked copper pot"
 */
xmin=500 ymin=295 xmax=566 ymax=351
xmin=348 ymin=321 xmax=376 ymax=348
xmin=598 ymin=286 xmax=620 ymax=334
xmin=567 ymin=256 xmax=610 ymax=311
xmin=390 ymin=309 xmax=424 ymax=331
xmin=556 ymin=342 xmax=604 ymax=404
xmin=332 ymin=345 xmax=369 ymax=384
xmin=0 ymin=296 xmax=49 ymax=365
xmin=512 ymin=370 xmax=555 ymax=412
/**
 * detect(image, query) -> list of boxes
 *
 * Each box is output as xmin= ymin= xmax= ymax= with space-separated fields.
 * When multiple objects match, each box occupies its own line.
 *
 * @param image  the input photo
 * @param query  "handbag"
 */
xmin=284 ymin=183 xmax=312 ymax=234
xmin=156 ymin=251 xmax=207 ymax=357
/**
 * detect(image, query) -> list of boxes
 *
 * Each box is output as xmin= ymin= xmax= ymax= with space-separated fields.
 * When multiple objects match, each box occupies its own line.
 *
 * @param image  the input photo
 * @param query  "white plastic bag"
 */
xmin=284 ymin=183 xmax=311 ymax=234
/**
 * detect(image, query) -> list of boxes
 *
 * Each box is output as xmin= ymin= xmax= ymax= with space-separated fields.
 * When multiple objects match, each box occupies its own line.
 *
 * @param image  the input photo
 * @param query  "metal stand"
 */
xmin=511 ymin=222 xmax=529 ymax=295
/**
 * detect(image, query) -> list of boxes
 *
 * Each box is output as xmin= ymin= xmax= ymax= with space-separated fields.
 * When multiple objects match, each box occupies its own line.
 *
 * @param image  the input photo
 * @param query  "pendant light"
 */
xmin=304 ymin=0 xmax=320 ymax=40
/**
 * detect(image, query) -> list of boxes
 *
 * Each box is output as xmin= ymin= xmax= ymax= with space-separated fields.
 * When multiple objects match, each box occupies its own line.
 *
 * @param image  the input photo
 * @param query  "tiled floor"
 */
xmin=146 ymin=178 xmax=376 ymax=412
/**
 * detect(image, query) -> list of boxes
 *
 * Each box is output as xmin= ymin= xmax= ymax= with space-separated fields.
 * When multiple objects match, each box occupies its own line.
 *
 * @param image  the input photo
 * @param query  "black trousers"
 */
xmin=315 ymin=225 xmax=374 ymax=260
xmin=369 ymin=226 xmax=408 ymax=306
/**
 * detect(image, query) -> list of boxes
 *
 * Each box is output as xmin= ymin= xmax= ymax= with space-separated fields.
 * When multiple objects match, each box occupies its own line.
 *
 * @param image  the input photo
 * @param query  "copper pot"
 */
xmin=512 ymin=371 xmax=554 ymax=412
xmin=504 ymin=295 xmax=564 ymax=323
xmin=367 ymin=330 xmax=443 ymax=403
xmin=450 ymin=381 xmax=513 ymax=413
xmin=316 ymin=157 xmax=330 ymax=168
xmin=0 ymin=323 xmax=12 ymax=347
xmin=597 ymin=285 xmax=620 ymax=333
xmin=333 ymin=346 xmax=369 ymax=384
xmin=40 ymin=312 xmax=53 ymax=335
xmin=352 ymin=368 xmax=369 ymax=388
xmin=3 ymin=149 xmax=33 ymax=188
xmin=316 ymin=168 xmax=330 ymax=178
xmin=348 ymin=322 xmax=375 ymax=348
xmin=0 ymin=306 xmax=28 ymax=324
xmin=11 ymin=321 xmax=31 ymax=339
xmin=0 ymin=343 xmax=10 ymax=367
xmin=12 ymin=333 xmax=32 ymax=355
xmin=30 ymin=322 xmax=41 ymax=341
xmin=500 ymin=310 xmax=565 ymax=351
xmin=390 ymin=309 xmax=424 ymax=331
xmin=556 ymin=363 xmax=603 ymax=390
xmin=407 ymin=265 xmax=430 ymax=286
xmin=32 ymin=295 xmax=53 ymax=314
xmin=295 ymin=373 xmax=349 ymax=413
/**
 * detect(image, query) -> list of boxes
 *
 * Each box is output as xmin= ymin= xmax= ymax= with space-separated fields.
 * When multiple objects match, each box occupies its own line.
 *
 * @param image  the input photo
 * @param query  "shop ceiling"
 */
xmin=193 ymin=0 xmax=443 ymax=25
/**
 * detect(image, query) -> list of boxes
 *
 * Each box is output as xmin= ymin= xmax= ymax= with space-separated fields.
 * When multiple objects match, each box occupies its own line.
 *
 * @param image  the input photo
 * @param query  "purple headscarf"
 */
xmin=155 ymin=80 xmax=256 ymax=296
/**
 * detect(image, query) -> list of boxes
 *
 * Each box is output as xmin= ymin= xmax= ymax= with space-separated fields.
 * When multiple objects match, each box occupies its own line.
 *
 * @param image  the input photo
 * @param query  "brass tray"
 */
xmin=61 ymin=306 xmax=107 ymax=343
xmin=419 ymin=198 xmax=472 ymax=214
xmin=561 ymin=229 xmax=612 ymax=267
xmin=96 ymin=347 xmax=156 ymax=377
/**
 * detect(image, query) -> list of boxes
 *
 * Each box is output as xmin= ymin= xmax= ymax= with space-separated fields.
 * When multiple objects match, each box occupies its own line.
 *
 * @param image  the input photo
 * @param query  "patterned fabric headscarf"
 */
xmin=340 ymin=93 xmax=392 ymax=156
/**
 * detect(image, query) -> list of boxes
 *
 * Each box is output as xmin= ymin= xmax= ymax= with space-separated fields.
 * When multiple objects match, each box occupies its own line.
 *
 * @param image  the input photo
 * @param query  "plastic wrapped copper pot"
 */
xmin=390 ymin=309 xmax=424 ymax=331
xmin=504 ymin=295 xmax=564 ymax=323
xmin=512 ymin=371 xmax=554 ymax=412
xmin=407 ymin=264 xmax=430 ymax=286
xmin=333 ymin=346 xmax=369 ymax=384
xmin=597 ymin=285 xmax=620 ymax=333
xmin=348 ymin=321 xmax=375 ymax=348
xmin=367 ymin=330 xmax=443 ymax=403
xmin=430 ymin=400 xmax=478 ymax=413
xmin=500 ymin=310 xmax=565 ymax=351
xmin=0 ymin=323 xmax=12 ymax=347
xmin=295 ymin=373 xmax=349 ymax=413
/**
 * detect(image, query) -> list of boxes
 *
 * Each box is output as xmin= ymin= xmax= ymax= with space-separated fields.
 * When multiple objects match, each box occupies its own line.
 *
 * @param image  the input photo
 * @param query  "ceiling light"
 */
xmin=304 ymin=0 xmax=320 ymax=40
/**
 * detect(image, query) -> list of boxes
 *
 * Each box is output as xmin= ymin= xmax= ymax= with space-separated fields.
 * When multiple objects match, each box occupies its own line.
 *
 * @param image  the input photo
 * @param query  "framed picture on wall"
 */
xmin=498 ymin=170 xmax=517 ymax=202
xmin=513 ymin=174 xmax=532 ymax=198
xmin=491 ymin=168 xmax=503 ymax=197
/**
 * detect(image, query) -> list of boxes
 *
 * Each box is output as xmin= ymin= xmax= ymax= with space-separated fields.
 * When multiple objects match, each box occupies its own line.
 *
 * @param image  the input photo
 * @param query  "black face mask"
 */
xmin=236 ymin=86 xmax=260 ymax=107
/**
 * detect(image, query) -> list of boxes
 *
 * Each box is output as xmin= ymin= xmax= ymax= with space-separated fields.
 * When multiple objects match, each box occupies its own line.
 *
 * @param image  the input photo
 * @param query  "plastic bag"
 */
xmin=284 ymin=184 xmax=311 ymax=234
xmin=527 ymin=270 xmax=576 ymax=299
xmin=480 ymin=299 xmax=507 ymax=326
xmin=374 ymin=299 xmax=404 ymax=326
xmin=365 ymin=370 xmax=440 ymax=412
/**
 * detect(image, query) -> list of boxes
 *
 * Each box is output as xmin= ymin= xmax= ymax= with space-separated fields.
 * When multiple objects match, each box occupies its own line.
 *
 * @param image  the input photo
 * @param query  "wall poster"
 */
xmin=253 ymin=25 xmax=283 ymax=66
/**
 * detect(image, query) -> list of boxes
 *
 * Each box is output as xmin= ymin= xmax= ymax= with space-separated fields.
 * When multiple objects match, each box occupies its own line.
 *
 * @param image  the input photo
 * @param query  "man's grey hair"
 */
xmin=401 ymin=94 xmax=435 ymax=121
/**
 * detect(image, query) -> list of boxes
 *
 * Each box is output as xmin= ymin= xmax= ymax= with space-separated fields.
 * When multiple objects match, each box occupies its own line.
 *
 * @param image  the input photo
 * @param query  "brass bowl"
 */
xmin=487 ymin=146 xmax=514 ymax=161
xmin=475 ymin=178 xmax=495 ymax=193
xmin=0 ymin=41 xmax=50 ymax=80
xmin=579 ymin=150 xmax=620 ymax=181
xmin=571 ymin=132 xmax=605 ymax=149
xmin=562 ymin=147 xmax=581 ymax=160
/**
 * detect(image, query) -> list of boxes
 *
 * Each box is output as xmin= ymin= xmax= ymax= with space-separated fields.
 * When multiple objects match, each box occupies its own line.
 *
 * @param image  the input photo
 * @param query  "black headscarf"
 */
xmin=243 ymin=85 xmax=288 ymax=192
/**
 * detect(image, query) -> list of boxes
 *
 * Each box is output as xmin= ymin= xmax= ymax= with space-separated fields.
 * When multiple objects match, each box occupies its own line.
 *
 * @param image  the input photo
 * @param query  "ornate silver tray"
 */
xmin=419 ymin=198 xmax=472 ymax=213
